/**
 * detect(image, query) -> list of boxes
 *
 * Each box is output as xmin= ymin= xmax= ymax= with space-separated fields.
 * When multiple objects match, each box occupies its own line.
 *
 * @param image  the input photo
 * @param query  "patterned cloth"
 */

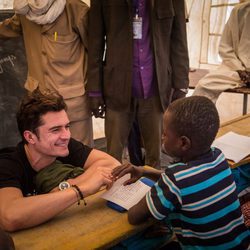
xmin=240 ymin=193 xmax=250 ymax=228
xmin=237 ymin=70 xmax=250 ymax=87
xmin=13 ymin=0 xmax=66 ymax=24
xmin=241 ymin=201 xmax=250 ymax=228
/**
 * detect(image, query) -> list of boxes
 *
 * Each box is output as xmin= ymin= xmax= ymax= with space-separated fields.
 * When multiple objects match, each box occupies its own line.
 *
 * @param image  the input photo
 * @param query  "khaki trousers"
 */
xmin=65 ymin=94 xmax=93 ymax=147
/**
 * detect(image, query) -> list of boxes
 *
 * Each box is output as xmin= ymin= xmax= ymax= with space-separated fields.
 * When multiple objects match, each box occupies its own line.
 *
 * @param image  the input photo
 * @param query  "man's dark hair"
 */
xmin=16 ymin=88 xmax=67 ymax=143
xmin=167 ymin=96 xmax=220 ymax=153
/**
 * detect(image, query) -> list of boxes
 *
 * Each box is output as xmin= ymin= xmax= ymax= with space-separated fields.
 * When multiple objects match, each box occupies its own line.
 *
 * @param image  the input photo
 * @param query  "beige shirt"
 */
xmin=0 ymin=0 xmax=88 ymax=100
xmin=219 ymin=1 xmax=250 ymax=71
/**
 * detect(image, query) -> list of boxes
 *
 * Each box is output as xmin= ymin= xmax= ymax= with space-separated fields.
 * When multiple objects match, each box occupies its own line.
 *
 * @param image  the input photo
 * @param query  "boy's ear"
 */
xmin=180 ymin=135 xmax=191 ymax=151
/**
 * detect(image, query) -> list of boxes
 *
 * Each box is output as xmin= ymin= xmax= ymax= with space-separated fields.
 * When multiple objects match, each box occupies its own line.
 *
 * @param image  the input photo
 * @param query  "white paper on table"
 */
xmin=212 ymin=131 xmax=250 ymax=163
xmin=101 ymin=174 xmax=152 ymax=210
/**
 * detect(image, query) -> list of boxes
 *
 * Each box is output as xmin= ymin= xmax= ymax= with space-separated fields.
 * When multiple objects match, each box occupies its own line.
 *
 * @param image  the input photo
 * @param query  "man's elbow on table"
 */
xmin=0 ymin=210 xmax=24 ymax=232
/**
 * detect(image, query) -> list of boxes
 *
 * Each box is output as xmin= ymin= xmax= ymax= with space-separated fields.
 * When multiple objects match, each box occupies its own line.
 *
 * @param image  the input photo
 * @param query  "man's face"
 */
xmin=162 ymin=111 xmax=182 ymax=158
xmin=32 ymin=110 xmax=71 ymax=158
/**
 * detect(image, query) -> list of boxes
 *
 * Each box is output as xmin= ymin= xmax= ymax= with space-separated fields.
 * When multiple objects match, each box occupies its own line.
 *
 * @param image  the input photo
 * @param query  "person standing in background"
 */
xmin=87 ymin=0 xmax=189 ymax=168
xmin=0 ymin=0 xmax=93 ymax=146
xmin=193 ymin=0 xmax=250 ymax=103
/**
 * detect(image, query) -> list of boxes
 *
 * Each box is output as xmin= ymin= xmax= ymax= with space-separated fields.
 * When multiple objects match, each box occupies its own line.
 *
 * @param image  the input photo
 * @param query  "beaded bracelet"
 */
xmin=72 ymin=185 xmax=87 ymax=206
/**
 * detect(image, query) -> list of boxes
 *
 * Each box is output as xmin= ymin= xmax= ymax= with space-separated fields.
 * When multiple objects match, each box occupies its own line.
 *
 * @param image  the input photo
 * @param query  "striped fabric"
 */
xmin=146 ymin=148 xmax=250 ymax=249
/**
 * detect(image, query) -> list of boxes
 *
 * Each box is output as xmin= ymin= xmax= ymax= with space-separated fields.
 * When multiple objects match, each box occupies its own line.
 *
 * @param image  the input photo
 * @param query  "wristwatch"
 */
xmin=58 ymin=181 xmax=71 ymax=191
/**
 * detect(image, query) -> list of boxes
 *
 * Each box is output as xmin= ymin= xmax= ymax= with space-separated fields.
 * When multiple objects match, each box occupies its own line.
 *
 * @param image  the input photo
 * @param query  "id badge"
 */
xmin=133 ymin=16 xmax=142 ymax=39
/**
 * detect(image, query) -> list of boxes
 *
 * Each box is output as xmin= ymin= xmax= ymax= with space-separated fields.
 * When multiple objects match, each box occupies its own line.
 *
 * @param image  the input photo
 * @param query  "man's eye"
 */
xmin=51 ymin=128 xmax=60 ymax=132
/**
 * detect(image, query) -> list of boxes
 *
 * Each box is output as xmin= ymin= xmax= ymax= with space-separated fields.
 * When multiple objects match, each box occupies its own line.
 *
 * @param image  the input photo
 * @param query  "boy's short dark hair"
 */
xmin=16 ymin=88 xmax=67 ymax=143
xmin=167 ymin=96 xmax=220 ymax=152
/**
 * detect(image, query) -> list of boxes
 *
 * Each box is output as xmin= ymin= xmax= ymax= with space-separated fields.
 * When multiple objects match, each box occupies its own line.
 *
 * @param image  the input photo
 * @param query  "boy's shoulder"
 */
xmin=163 ymin=148 xmax=228 ymax=183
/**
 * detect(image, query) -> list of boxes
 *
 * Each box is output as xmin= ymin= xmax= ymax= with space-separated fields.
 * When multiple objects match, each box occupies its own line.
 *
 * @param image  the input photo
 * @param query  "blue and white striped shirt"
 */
xmin=146 ymin=148 xmax=250 ymax=249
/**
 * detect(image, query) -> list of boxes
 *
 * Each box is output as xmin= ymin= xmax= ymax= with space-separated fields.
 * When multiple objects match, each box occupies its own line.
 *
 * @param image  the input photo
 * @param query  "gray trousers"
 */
xmin=105 ymin=96 xmax=163 ymax=167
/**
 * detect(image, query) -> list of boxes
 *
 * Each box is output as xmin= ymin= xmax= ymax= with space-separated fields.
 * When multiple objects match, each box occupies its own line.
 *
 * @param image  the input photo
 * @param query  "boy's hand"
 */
xmin=112 ymin=163 xmax=144 ymax=185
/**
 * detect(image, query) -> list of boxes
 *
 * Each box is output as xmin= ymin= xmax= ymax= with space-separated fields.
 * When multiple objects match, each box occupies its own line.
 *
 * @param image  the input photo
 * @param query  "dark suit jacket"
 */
xmin=87 ymin=0 xmax=189 ymax=111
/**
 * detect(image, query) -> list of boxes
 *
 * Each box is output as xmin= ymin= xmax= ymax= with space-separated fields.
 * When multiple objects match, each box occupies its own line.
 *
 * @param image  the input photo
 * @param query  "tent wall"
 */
xmin=186 ymin=0 xmax=240 ymax=69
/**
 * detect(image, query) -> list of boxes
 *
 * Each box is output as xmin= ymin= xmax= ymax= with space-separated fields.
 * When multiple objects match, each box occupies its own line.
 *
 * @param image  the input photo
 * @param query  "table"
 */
xmin=10 ymin=191 xmax=153 ymax=250
xmin=217 ymin=114 xmax=250 ymax=168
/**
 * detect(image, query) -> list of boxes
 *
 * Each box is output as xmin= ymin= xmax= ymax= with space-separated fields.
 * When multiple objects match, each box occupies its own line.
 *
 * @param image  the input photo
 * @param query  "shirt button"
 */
xmin=140 ymin=66 xmax=144 ymax=70
xmin=140 ymin=49 xmax=143 ymax=52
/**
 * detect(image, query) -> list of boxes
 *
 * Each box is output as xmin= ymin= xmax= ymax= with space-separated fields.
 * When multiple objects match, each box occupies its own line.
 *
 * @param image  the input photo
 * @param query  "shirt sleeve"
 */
xmin=146 ymin=171 xmax=182 ymax=220
xmin=86 ymin=0 xmax=106 ymax=93
xmin=218 ymin=4 xmax=245 ymax=70
xmin=69 ymin=0 xmax=89 ymax=49
xmin=170 ymin=0 xmax=189 ymax=90
xmin=0 ymin=158 xmax=23 ymax=189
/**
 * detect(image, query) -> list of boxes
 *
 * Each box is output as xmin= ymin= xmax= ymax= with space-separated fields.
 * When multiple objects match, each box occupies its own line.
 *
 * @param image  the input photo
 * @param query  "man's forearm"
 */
xmin=0 ymin=188 xmax=78 ymax=232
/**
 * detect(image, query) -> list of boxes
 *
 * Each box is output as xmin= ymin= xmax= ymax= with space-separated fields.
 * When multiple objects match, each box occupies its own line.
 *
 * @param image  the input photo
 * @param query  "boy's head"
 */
xmin=162 ymin=96 xmax=220 ymax=161
xmin=16 ymin=88 xmax=67 ymax=143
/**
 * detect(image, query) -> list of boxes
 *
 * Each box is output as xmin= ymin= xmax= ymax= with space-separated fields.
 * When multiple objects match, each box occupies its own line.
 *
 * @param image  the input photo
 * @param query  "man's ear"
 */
xmin=180 ymin=135 xmax=191 ymax=151
xmin=23 ymin=130 xmax=36 ymax=144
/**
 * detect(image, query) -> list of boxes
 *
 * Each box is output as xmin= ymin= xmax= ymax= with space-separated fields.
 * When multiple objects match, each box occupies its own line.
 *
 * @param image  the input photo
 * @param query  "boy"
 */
xmin=112 ymin=96 xmax=250 ymax=249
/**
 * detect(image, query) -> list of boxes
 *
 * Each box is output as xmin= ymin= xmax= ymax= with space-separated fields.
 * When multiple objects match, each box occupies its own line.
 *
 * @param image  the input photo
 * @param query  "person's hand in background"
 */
xmin=89 ymin=96 xmax=105 ymax=118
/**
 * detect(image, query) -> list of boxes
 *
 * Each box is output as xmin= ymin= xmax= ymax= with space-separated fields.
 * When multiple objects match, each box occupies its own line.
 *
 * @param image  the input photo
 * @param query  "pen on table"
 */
xmin=54 ymin=31 xmax=57 ymax=41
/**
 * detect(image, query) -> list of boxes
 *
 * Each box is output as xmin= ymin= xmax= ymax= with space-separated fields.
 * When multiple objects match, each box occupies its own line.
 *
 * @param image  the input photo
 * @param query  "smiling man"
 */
xmin=0 ymin=88 xmax=120 ymax=232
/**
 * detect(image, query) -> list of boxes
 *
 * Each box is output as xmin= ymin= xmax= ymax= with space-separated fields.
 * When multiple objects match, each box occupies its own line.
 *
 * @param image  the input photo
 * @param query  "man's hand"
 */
xmin=112 ymin=163 xmax=144 ymax=185
xmin=171 ymin=88 xmax=187 ymax=102
xmin=237 ymin=70 xmax=250 ymax=87
xmin=89 ymin=96 xmax=105 ymax=118
xmin=78 ymin=165 xmax=113 ymax=196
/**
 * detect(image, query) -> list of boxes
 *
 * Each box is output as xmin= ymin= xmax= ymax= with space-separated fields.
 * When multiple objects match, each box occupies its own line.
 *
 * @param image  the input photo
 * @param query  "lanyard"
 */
xmin=133 ymin=0 xmax=139 ymax=17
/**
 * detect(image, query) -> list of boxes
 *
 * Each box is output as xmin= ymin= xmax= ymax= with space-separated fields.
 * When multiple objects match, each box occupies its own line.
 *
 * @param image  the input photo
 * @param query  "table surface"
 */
xmin=10 ymin=190 xmax=153 ymax=250
xmin=10 ymin=115 xmax=250 ymax=249
xmin=217 ymin=114 xmax=250 ymax=168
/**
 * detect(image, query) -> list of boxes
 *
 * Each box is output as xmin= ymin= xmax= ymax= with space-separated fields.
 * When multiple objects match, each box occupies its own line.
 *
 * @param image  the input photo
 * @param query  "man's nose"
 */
xmin=61 ymin=127 xmax=71 ymax=139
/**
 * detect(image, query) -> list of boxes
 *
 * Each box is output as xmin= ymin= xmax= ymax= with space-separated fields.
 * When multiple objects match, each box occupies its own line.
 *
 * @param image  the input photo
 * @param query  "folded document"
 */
xmin=101 ymin=174 xmax=154 ymax=211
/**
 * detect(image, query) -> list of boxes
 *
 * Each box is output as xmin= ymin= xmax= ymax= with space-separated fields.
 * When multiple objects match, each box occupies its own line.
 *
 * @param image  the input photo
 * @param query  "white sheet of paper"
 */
xmin=101 ymin=174 xmax=152 ymax=210
xmin=212 ymin=131 xmax=250 ymax=163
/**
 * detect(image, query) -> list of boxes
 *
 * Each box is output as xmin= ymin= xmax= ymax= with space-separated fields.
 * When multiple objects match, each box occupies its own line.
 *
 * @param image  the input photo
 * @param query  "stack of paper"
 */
xmin=212 ymin=131 xmax=250 ymax=163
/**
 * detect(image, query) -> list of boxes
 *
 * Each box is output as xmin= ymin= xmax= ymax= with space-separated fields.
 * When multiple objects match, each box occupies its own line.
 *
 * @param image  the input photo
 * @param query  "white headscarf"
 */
xmin=13 ymin=0 xmax=66 ymax=25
